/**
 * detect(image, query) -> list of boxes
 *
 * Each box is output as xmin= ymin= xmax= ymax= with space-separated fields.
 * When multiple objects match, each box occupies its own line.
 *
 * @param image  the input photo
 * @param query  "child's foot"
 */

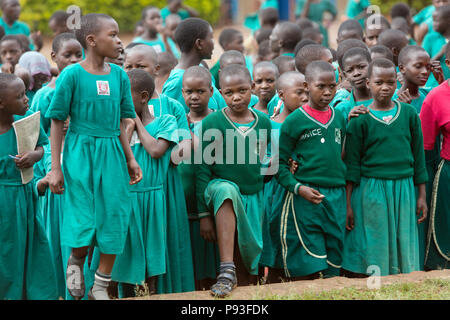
xmin=88 ymin=271 xmax=112 ymax=300
xmin=66 ymin=254 xmax=86 ymax=300
xmin=88 ymin=287 xmax=110 ymax=300
xmin=210 ymin=268 xmax=237 ymax=298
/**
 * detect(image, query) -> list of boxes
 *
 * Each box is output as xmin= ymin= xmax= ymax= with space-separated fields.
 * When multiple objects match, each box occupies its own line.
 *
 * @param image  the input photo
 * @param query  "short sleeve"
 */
xmin=119 ymin=68 xmax=137 ymax=119
xmin=155 ymin=114 xmax=179 ymax=145
xmin=170 ymin=99 xmax=192 ymax=142
xmin=46 ymin=67 xmax=75 ymax=121
xmin=344 ymin=117 xmax=363 ymax=184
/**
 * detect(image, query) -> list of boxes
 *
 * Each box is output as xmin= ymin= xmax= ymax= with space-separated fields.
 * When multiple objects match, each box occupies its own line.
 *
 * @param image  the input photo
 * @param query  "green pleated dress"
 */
xmin=112 ymin=115 xmax=178 ymax=284
xmin=0 ymin=111 xmax=58 ymax=300
xmin=45 ymin=63 xmax=137 ymax=255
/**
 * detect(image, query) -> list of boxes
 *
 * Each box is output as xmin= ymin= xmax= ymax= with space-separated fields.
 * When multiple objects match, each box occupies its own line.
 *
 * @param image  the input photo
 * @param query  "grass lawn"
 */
xmin=256 ymin=279 xmax=450 ymax=300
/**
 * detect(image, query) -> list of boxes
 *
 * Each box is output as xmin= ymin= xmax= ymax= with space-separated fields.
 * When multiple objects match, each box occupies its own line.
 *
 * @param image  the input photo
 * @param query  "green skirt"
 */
xmin=280 ymin=186 xmax=346 ymax=278
xmin=0 ymin=184 xmax=58 ymax=300
xmin=260 ymin=178 xmax=287 ymax=269
xmin=189 ymin=220 xmax=220 ymax=281
xmin=343 ymin=177 xmax=420 ymax=276
xmin=204 ymin=179 xmax=265 ymax=276
xmin=112 ymin=187 xmax=167 ymax=284
xmin=157 ymin=167 xmax=195 ymax=294
xmin=424 ymin=160 xmax=450 ymax=270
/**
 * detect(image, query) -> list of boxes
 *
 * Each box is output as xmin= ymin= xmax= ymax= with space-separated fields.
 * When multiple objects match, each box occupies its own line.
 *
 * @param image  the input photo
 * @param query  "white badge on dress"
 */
xmin=96 ymin=81 xmax=110 ymax=96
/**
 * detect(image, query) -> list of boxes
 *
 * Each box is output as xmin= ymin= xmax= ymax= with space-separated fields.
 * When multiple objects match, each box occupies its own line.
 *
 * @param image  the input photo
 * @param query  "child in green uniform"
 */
xmin=363 ymin=14 xmax=390 ymax=48
xmin=46 ymin=14 xmax=143 ymax=300
xmin=196 ymin=64 xmax=272 ymax=298
xmin=31 ymin=33 xmax=83 ymax=135
xmin=336 ymin=47 xmax=373 ymax=121
xmin=345 ymin=0 xmax=371 ymax=27
xmin=179 ymin=66 xmax=220 ymax=290
xmin=414 ymin=0 xmax=448 ymax=45
xmin=155 ymin=51 xmax=178 ymax=94
xmin=343 ymin=58 xmax=428 ymax=277
xmin=132 ymin=6 xmax=180 ymax=59
xmin=123 ymin=43 xmax=195 ymax=294
xmin=0 ymin=35 xmax=22 ymax=74
xmin=276 ymin=61 xmax=346 ymax=279
xmin=269 ymin=22 xmax=302 ymax=58
xmin=0 ymin=73 xmax=57 ymax=300
xmin=296 ymin=0 xmax=337 ymax=47
xmin=112 ymin=69 xmax=178 ymax=297
xmin=422 ymin=5 xmax=450 ymax=88
xmin=162 ymin=18 xmax=227 ymax=113
xmin=260 ymin=71 xmax=308 ymax=283
xmin=252 ymin=61 xmax=279 ymax=115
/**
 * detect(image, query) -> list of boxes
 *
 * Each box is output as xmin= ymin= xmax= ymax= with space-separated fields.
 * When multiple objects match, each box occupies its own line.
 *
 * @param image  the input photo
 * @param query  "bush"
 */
xmin=369 ymin=0 xmax=432 ymax=16
xmin=18 ymin=0 xmax=220 ymax=34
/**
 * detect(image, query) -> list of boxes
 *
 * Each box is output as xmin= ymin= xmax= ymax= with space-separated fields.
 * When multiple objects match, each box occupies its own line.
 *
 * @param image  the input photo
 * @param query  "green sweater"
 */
xmin=345 ymin=101 xmax=428 ymax=185
xmin=276 ymin=106 xmax=347 ymax=192
xmin=196 ymin=108 xmax=272 ymax=215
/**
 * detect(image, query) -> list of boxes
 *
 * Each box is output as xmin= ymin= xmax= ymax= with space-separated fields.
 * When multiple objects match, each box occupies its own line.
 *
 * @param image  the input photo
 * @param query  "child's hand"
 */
xmin=397 ymin=88 xmax=413 ymax=104
xmin=397 ymin=72 xmax=404 ymax=86
xmin=127 ymin=159 xmax=143 ymax=185
xmin=348 ymin=105 xmax=369 ymax=120
xmin=431 ymin=61 xmax=445 ymax=84
xmin=200 ymin=216 xmax=217 ymax=242
xmin=37 ymin=173 xmax=51 ymax=195
xmin=416 ymin=196 xmax=428 ymax=224
xmin=346 ymin=205 xmax=355 ymax=231
xmin=298 ymin=185 xmax=325 ymax=205
xmin=288 ymin=157 xmax=299 ymax=174
xmin=48 ymin=168 xmax=65 ymax=195
xmin=14 ymin=151 xmax=41 ymax=169
xmin=1 ymin=62 xmax=14 ymax=74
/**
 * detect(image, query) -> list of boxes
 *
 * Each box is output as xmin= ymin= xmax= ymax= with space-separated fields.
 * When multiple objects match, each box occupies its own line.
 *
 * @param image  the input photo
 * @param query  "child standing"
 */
xmin=112 ymin=69 xmax=178 ymax=297
xmin=251 ymin=61 xmax=279 ymax=115
xmin=196 ymin=64 xmax=272 ymax=297
xmin=0 ymin=34 xmax=23 ymax=74
xmin=269 ymin=22 xmax=302 ymax=58
xmin=343 ymin=58 xmax=428 ymax=277
xmin=46 ymin=13 xmax=143 ymax=300
xmin=276 ymin=61 xmax=346 ymax=279
xmin=420 ymin=43 xmax=450 ymax=270
xmin=0 ymin=73 xmax=57 ymax=300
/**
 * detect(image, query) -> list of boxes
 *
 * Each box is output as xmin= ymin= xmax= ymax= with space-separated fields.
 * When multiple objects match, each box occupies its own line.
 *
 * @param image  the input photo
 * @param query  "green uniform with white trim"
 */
xmin=196 ymin=108 xmax=272 ymax=275
xmin=276 ymin=106 xmax=347 ymax=277
xmin=343 ymin=101 xmax=428 ymax=276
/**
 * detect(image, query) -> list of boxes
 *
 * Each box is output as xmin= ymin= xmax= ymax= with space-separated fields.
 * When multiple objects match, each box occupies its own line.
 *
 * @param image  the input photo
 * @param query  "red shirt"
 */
xmin=302 ymin=104 xmax=332 ymax=124
xmin=420 ymin=81 xmax=450 ymax=160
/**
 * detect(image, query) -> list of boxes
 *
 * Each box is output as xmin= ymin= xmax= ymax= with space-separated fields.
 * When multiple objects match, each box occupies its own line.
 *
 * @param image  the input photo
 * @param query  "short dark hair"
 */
xmin=301 ymin=27 xmax=322 ymax=42
xmin=305 ymin=60 xmax=335 ymax=82
xmin=258 ymin=40 xmax=272 ymax=59
xmin=390 ymin=2 xmax=411 ymax=20
xmin=0 ymin=34 xmax=22 ymax=48
xmin=218 ymin=28 xmax=242 ymax=49
xmin=183 ymin=65 xmax=212 ymax=87
xmin=255 ymin=27 xmax=273 ymax=45
xmin=219 ymin=50 xmax=245 ymax=68
xmin=141 ymin=6 xmax=159 ymax=21
xmin=75 ymin=13 xmax=115 ymax=49
xmin=157 ymin=52 xmax=178 ymax=75
xmin=275 ymin=22 xmax=302 ymax=51
xmin=364 ymin=14 xmax=391 ymax=30
xmin=342 ymin=47 xmax=372 ymax=70
xmin=295 ymin=44 xmax=331 ymax=74
xmin=378 ymin=29 xmax=409 ymax=51
xmin=260 ymin=7 xmax=279 ymax=27
xmin=219 ymin=64 xmax=252 ymax=87
xmin=369 ymin=45 xmax=394 ymax=62
xmin=272 ymin=55 xmax=294 ymax=74
xmin=338 ymin=19 xmax=364 ymax=40
xmin=49 ymin=10 xmax=70 ymax=26
xmin=52 ymin=32 xmax=79 ymax=52
xmin=0 ymin=73 xmax=21 ymax=97
xmin=295 ymin=17 xmax=315 ymax=31
xmin=253 ymin=61 xmax=279 ymax=78
xmin=174 ymin=18 xmax=211 ymax=53
xmin=398 ymin=45 xmax=428 ymax=66
xmin=127 ymin=68 xmax=155 ymax=97
xmin=368 ymin=58 xmax=396 ymax=78
xmin=294 ymin=39 xmax=316 ymax=57
xmin=337 ymin=39 xmax=368 ymax=69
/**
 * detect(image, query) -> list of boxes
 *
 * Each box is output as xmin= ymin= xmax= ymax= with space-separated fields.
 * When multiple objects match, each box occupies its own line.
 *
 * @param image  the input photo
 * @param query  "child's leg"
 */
xmin=89 ymin=253 xmax=116 ymax=300
xmin=66 ymin=246 xmax=89 ymax=300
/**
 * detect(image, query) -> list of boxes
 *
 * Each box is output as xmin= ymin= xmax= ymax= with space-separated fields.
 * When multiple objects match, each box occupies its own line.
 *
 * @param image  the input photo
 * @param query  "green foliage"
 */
xmin=369 ymin=0 xmax=432 ymax=16
xmin=17 ymin=0 xmax=220 ymax=34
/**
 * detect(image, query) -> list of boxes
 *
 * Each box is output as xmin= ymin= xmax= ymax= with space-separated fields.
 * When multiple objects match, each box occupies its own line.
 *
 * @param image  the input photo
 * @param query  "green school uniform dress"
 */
xmin=161 ymin=6 xmax=191 ymax=22
xmin=295 ymin=0 xmax=337 ymax=47
xmin=112 ymin=115 xmax=178 ymax=286
xmin=34 ymin=145 xmax=94 ymax=300
xmin=276 ymin=106 xmax=347 ymax=277
xmin=346 ymin=0 xmax=370 ymax=27
xmin=196 ymin=108 xmax=272 ymax=276
xmin=0 ymin=111 xmax=58 ymax=300
xmin=422 ymin=31 xmax=450 ymax=88
xmin=46 ymin=63 xmax=136 ymax=255
xmin=132 ymin=35 xmax=180 ymax=59
xmin=335 ymin=90 xmax=373 ymax=121
xmin=178 ymin=119 xmax=221 ymax=284
xmin=0 ymin=17 xmax=35 ymax=50
xmin=30 ymin=85 xmax=54 ymax=135
xmin=343 ymin=101 xmax=428 ymax=276
xmin=413 ymin=5 xmax=435 ymax=26
xmin=148 ymin=94 xmax=196 ymax=294
xmin=243 ymin=0 xmax=279 ymax=32
xmin=162 ymin=68 xmax=227 ymax=113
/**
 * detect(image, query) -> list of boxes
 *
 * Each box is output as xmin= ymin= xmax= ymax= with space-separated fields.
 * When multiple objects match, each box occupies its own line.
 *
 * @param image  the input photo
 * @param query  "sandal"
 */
xmin=210 ymin=268 xmax=237 ymax=298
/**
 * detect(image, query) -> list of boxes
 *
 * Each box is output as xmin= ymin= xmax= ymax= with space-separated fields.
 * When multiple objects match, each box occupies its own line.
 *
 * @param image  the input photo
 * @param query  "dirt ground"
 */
xmin=133 ymin=270 xmax=450 ymax=300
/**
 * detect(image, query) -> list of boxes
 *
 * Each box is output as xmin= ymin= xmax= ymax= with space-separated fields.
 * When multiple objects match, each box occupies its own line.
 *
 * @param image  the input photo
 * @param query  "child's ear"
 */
xmin=50 ymin=51 xmax=57 ymax=62
xmin=194 ymin=38 xmax=203 ymax=51
xmin=86 ymin=34 xmax=96 ymax=48
xmin=154 ymin=64 xmax=161 ymax=76
xmin=398 ymin=63 xmax=405 ymax=74
xmin=303 ymin=81 xmax=308 ymax=90
xmin=142 ymin=90 xmax=149 ymax=103
xmin=209 ymin=85 xmax=214 ymax=97
xmin=278 ymin=89 xmax=284 ymax=101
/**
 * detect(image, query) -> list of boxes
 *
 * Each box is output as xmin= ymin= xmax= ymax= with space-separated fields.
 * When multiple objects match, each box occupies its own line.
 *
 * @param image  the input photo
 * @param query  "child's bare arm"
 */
xmin=416 ymin=183 xmax=427 ymax=224
xmin=134 ymin=117 xmax=171 ymax=159
xmin=120 ymin=119 xmax=143 ymax=185
xmin=345 ymin=181 xmax=355 ymax=231
xmin=48 ymin=119 xmax=65 ymax=194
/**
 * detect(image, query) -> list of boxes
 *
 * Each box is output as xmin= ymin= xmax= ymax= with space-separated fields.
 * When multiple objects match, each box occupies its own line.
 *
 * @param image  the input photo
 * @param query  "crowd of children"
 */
xmin=0 ymin=0 xmax=449 ymax=300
